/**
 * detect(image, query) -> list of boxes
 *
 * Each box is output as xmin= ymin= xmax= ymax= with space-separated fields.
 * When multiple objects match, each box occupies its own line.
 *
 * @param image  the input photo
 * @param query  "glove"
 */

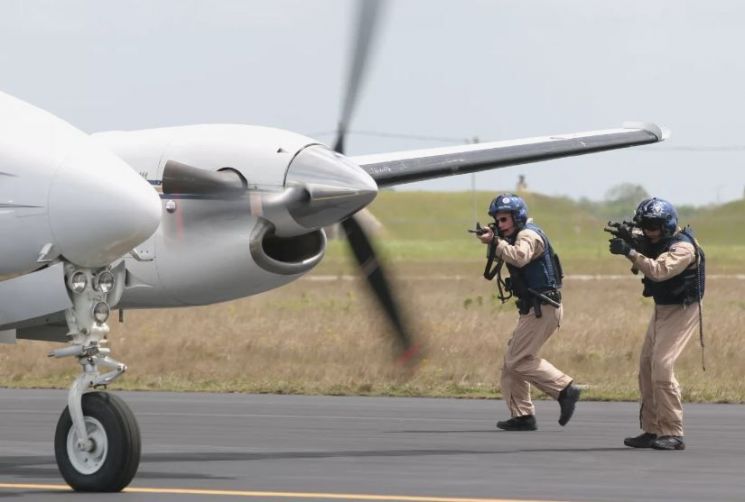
xmin=609 ymin=238 xmax=632 ymax=256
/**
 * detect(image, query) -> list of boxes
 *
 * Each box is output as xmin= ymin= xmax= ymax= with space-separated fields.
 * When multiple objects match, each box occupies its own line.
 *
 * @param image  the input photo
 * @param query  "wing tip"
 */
xmin=623 ymin=121 xmax=671 ymax=142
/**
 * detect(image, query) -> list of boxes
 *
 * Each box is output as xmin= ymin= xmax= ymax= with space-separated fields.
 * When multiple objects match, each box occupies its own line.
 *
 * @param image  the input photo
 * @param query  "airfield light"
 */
xmin=69 ymin=271 xmax=87 ymax=293
xmin=94 ymin=271 xmax=115 ymax=293
xmin=92 ymin=302 xmax=110 ymax=324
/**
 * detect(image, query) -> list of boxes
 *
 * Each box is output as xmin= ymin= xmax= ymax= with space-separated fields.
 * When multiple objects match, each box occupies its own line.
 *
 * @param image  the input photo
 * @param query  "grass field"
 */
xmin=319 ymin=192 xmax=745 ymax=273
xmin=1 ymin=192 xmax=744 ymax=402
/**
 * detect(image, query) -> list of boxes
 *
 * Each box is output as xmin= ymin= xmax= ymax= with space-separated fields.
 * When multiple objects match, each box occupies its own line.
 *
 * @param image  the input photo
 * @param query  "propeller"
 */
xmin=333 ymin=0 xmax=384 ymax=155
xmin=159 ymin=0 xmax=419 ymax=364
xmin=335 ymin=0 xmax=419 ymax=364
xmin=340 ymin=216 xmax=418 ymax=363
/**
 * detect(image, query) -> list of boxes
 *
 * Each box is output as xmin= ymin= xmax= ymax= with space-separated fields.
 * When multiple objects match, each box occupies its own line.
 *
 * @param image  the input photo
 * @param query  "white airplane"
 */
xmin=0 ymin=2 xmax=668 ymax=494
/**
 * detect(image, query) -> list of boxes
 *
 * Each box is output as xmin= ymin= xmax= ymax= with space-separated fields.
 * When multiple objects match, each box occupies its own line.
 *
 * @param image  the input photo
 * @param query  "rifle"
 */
xmin=467 ymin=222 xmax=495 ymax=236
xmin=604 ymin=220 xmax=643 ymax=274
xmin=603 ymin=220 xmax=637 ymax=244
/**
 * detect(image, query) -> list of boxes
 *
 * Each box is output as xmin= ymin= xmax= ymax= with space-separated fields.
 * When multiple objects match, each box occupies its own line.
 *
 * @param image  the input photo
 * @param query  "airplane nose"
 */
xmin=285 ymin=145 xmax=378 ymax=229
xmin=48 ymin=139 xmax=161 ymax=268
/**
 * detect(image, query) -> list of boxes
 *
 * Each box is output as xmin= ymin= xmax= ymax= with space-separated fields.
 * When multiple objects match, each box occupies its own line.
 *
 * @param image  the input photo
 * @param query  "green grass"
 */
xmin=319 ymin=191 xmax=745 ymax=273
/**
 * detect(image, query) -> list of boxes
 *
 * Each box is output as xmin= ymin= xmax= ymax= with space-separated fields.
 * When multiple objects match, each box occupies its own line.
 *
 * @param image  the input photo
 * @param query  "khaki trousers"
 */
xmin=501 ymin=304 xmax=573 ymax=417
xmin=639 ymin=303 xmax=700 ymax=437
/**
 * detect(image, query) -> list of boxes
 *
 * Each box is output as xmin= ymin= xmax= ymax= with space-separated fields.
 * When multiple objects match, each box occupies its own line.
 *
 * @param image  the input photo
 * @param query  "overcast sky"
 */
xmin=1 ymin=0 xmax=743 ymax=206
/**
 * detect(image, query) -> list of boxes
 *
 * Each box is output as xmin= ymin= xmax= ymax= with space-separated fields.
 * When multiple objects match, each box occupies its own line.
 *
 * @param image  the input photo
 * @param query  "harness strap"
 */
xmin=695 ymin=240 xmax=705 ymax=371
xmin=685 ymin=229 xmax=706 ymax=372
xmin=495 ymin=264 xmax=512 ymax=303
xmin=483 ymin=236 xmax=499 ymax=280
xmin=483 ymin=237 xmax=513 ymax=304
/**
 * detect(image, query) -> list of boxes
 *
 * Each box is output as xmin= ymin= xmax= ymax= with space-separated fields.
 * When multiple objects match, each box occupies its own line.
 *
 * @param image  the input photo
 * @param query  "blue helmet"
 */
xmin=633 ymin=197 xmax=678 ymax=237
xmin=488 ymin=193 xmax=528 ymax=228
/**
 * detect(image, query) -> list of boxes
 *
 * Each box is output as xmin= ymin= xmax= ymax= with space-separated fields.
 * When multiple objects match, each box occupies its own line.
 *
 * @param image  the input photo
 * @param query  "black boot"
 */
xmin=624 ymin=432 xmax=657 ymax=448
xmin=651 ymin=435 xmax=685 ymax=450
xmin=497 ymin=415 xmax=537 ymax=431
xmin=558 ymin=383 xmax=581 ymax=426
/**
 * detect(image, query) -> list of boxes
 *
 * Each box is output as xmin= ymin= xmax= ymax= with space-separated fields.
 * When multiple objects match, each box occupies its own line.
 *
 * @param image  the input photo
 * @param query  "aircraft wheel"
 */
xmin=54 ymin=391 xmax=141 ymax=492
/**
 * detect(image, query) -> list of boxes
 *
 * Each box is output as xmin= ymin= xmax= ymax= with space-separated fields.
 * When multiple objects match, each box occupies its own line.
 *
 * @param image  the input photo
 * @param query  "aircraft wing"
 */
xmin=351 ymin=122 xmax=667 ymax=187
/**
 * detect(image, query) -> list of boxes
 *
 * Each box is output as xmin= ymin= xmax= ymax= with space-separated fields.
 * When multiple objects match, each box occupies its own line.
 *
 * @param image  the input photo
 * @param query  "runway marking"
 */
xmin=0 ymin=483 xmax=565 ymax=501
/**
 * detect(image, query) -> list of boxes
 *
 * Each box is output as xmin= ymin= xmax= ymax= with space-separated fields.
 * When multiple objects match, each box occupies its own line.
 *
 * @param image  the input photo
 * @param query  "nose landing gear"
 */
xmin=51 ymin=264 xmax=140 ymax=492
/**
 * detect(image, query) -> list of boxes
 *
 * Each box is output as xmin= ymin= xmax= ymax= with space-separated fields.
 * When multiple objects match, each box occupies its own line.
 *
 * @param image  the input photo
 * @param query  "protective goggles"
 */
xmin=639 ymin=219 xmax=664 ymax=231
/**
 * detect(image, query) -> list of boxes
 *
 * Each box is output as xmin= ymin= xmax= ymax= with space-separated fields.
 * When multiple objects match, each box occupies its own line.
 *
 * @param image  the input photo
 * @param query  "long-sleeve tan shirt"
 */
xmin=627 ymin=241 xmax=696 ymax=281
xmin=495 ymin=229 xmax=544 ymax=268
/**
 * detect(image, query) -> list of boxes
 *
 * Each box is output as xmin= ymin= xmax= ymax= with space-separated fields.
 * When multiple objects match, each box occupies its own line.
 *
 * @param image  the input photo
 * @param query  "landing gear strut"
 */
xmin=50 ymin=263 xmax=140 ymax=492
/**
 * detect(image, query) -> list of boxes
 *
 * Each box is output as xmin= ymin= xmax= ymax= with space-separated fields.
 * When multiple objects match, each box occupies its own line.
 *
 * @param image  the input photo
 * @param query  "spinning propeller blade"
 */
xmin=333 ymin=0 xmax=385 ymax=155
xmin=340 ymin=217 xmax=418 ymax=363
xmin=335 ymin=0 xmax=419 ymax=363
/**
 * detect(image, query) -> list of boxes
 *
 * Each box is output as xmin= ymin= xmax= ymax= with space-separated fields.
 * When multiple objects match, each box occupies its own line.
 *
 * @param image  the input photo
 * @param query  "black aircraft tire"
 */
xmin=54 ymin=391 xmax=141 ymax=492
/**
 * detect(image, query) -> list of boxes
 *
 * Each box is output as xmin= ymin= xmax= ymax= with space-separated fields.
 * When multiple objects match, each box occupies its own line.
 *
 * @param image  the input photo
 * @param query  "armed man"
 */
xmin=608 ymin=197 xmax=705 ymax=451
xmin=473 ymin=193 xmax=581 ymax=431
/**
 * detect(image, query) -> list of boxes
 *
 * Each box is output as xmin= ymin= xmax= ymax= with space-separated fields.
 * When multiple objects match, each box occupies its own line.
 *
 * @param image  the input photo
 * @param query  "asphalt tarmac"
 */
xmin=1 ymin=389 xmax=744 ymax=501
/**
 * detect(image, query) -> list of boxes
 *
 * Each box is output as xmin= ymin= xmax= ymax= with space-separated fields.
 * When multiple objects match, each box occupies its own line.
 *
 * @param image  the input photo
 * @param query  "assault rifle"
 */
xmin=467 ymin=222 xmax=496 ymax=236
xmin=604 ymin=219 xmax=643 ymax=274
xmin=603 ymin=220 xmax=637 ymax=245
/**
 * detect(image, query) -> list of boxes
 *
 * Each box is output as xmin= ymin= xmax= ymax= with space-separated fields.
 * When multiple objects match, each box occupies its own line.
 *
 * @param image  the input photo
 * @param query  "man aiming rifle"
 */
xmin=471 ymin=193 xmax=580 ymax=431
xmin=607 ymin=197 xmax=705 ymax=451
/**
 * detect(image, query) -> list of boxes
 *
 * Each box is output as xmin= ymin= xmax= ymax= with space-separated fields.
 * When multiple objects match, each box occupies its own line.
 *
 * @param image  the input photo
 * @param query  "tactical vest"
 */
xmin=642 ymin=227 xmax=705 ymax=305
xmin=505 ymin=223 xmax=563 ymax=299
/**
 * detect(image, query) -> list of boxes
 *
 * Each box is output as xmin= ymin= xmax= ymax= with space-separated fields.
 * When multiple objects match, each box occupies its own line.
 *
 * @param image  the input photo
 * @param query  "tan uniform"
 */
xmin=627 ymin=240 xmax=698 ymax=436
xmin=496 ymin=229 xmax=573 ymax=417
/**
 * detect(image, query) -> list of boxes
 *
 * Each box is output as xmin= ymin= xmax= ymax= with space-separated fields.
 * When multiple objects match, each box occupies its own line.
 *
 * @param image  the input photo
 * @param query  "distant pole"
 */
xmin=469 ymin=136 xmax=479 ymax=223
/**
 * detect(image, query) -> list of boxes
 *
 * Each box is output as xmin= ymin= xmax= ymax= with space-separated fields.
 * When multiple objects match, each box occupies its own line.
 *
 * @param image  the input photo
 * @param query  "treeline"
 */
xmin=575 ymin=182 xmax=701 ymax=221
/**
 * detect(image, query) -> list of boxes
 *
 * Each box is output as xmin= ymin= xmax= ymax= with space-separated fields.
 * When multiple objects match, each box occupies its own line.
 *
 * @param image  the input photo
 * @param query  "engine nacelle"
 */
xmin=91 ymin=124 xmax=375 ymax=308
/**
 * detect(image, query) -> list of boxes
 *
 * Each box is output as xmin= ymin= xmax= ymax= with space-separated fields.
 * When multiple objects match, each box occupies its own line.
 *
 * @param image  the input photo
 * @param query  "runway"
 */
xmin=1 ymin=389 xmax=744 ymax=501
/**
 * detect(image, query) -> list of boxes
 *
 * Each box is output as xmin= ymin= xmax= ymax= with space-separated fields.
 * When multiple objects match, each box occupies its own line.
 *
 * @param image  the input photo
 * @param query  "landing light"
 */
xmin=94 ymin=271 xmax=115 ymax=293
xmin=69 ymin=272 xmax=88 ymax=293
xmin=92 ymin=302 xmax=110 ymax=324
